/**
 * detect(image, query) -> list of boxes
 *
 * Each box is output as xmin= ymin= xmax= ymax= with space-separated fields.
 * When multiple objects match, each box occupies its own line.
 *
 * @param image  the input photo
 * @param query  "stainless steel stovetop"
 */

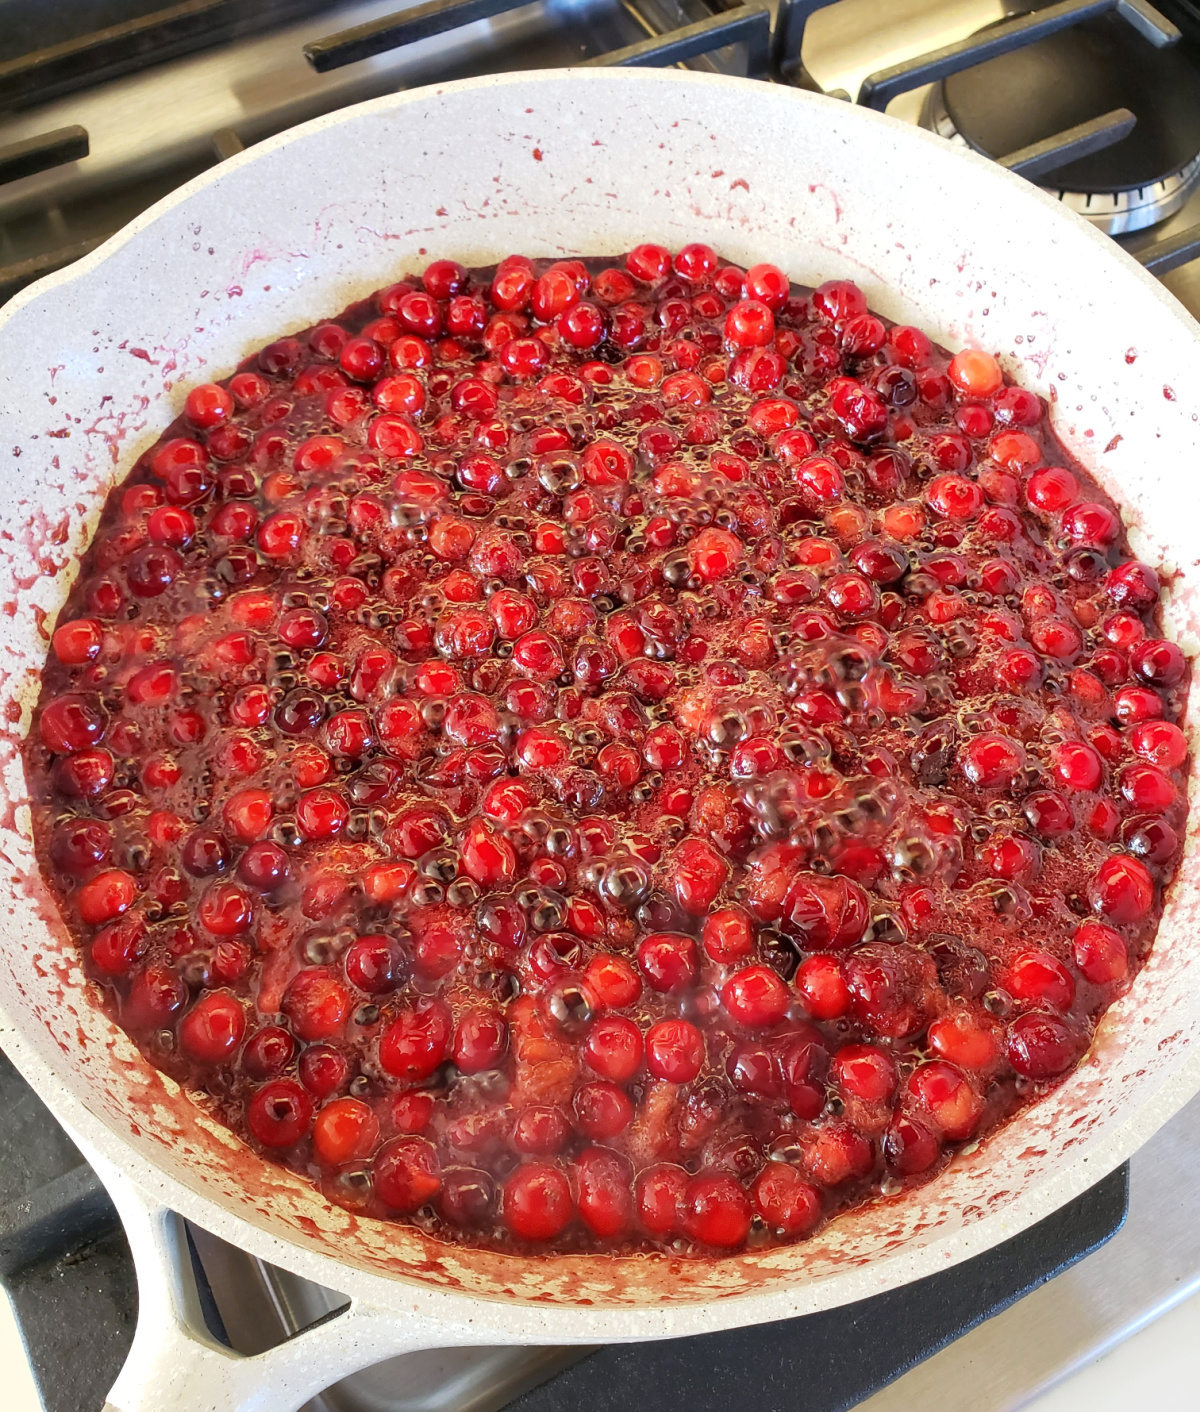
xmin=3 ymin=2 xmax=1199 ymax=1410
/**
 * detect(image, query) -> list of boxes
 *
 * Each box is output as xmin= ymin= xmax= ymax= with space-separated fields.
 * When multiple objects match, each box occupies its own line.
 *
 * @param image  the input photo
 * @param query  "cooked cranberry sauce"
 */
xmin=27 ymin=247 xmax=1187 ymax=1254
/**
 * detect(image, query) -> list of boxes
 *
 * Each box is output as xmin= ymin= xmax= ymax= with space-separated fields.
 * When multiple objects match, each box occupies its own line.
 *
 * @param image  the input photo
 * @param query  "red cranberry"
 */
xmin=722 ymin=965 xmax=789 ymax=1028
xmin=584 ymin=1015 xmax=643 ymax=1081
xmin=1089 ymin=854 xmax=1154 ymax=923
xmin=299 ymin=1046 xmax=350 ymax=1099
xmin=503 ymin=1163 xmax=573 ymax=1240
xmin=1130 ymin=638 xmax=1186 ymax=686
xmin=576 ymin=1146 xmax=633 ymax=1239
xmin=344 ymin=934 xmax=404 ymax=994
xmin=885 ymin=1116 xmax=940 ymax=1174
xmin=281 ymin=968 xmax=350 ymax=1042
xmin=439 ymin=1167 xmax=496 ymax=1226
xmin=246 ymin=1080 xmax=312 ymax=1148
xmin=313 ymin=1097 xmax=378 ymax=1165
xmin=241 ymin=1026 xmax=296 ymax=1080
xmin=682 ymin=1174 xmax=752 ymax=1247
xmin=1006 ymin=1013 xmax=1079 ymax=1079
xmin=573 ymin=1081 xmax=633 ymax=1139
xmin=179 ymin=991 xmax=246 ymax=1064
xmin=378 ymin=999 xmax=451 ymax=1080
xmin=645 ymin=1019 xmax=705 ymax=1083
xmin=637 ymin=932 xmax=699 ymax=992
xmin=375 ymin=1136 xmax=441 ymax=1211
xmin=40 ymin=693 xmax=107 ymax=754
xmin=752 ymin=1164 xmax=822 ymax=1236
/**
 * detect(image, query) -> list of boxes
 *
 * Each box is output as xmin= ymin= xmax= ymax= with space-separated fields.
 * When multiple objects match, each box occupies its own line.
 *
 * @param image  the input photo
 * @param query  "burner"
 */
xmin=923 ymin=10 xmax=1200 ymax=234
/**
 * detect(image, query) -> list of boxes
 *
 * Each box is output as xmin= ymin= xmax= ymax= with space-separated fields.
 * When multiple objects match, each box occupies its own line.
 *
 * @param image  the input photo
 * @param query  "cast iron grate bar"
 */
xmin=1134 ymin=221 xmax=1200 ymax=274
xmin=0 ymin=0 xmax=337 ymax=112
xmin=305 ymin=0 xmax=535 ymax=73
xmin=772 ymin=0 xmax=842 ymax=81
xmin=0 ymin=237 xmax=106 ymax=305
xmin=581 ymin=4 xmax=771 ymax=77
xmin=999 ymin=107 xmax=1137 ymax=179
xmin=0 ymin=126 xmax=89 ymax=187
xmin=857 ymin=0 xmax=1179 ymax=112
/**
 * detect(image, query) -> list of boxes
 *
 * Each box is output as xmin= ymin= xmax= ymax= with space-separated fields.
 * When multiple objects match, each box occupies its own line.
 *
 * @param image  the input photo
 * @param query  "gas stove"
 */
xmin=4 ymin=3 xmax=1200 ymax=1410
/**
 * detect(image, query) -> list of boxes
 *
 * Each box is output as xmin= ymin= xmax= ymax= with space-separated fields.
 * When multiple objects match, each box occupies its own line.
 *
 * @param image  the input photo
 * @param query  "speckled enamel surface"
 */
xmin=0 ymin=69 xmax=1197 ymax=1346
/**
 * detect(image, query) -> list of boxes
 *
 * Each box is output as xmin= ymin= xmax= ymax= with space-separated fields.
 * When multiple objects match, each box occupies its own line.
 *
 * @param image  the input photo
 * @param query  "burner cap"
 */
xmin=928 ymin=11 xmax=1200 ymax=233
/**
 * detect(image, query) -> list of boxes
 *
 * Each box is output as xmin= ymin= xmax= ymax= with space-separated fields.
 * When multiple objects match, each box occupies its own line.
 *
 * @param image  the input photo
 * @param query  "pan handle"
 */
xmin=84 ymin=1146 xmax=448 ymax=1412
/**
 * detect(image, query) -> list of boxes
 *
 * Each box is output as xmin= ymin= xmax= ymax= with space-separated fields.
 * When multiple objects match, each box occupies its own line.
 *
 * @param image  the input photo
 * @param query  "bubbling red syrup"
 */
xmin=25 ymin=247 xmax=1188 ymax=1255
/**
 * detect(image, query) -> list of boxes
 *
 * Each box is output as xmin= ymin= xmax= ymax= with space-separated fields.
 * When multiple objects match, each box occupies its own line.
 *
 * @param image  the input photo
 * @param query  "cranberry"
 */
xmin=885 ymin=1116 xmax=940 ymax=1174
xmin=281 ymin=969 xmax=350 ymax=1042
xmin=241 ymin=1026 xmax=295 ymax=1080
xmin=908 ymin=1061 xmax=981 ymax=1141
xmin=752 ymin=1164 xmax=822 ymax=1236
xmin=313 ymin=1098 xmax=379 ymax=1166
xmin=927 ymin=1013 xmax=999 ymax=1070
xmin=1006 ymin=1013 xmax=1079 ymax=1079
xmin=375 ymin=1136 xmax=441 ymax=1211
xmin=453 ymin=1008 xmax=508 ymax=1073
xmin=584 ymin=1015 xmax=643 ymax=1081
xmin=960 ymin=734 xmax=1024 ymax=789
xmin=832 ymin=1044 xmax=897 ymax=1102
xmin=378 ymin=999 xmax=451 ymax=1080
xmin=683 ymin=1174 xmax=752 ymax=1247
xmin=645 ymin=1019 xmax=705 ymax=1083
xmin=1052 ymin=741 xmax=1102 ymax=791
xmin=947 ymin=348 xmax=1002 ymax=398
xmin=345 ymin=934 xmax=404 ymax=993
xmin=76 ymin=868 xmax=136 ymax=925
xmin=246 ymin=1081 xmax=313 ymax=1148
xmin=1130 ymin=637 xmax=1186 ymax=686
xmin=576 ymin=1146 xmax=633 ymax=1238
xmin=1089 ymin=854 xmax=1153 ymax=923
xmin=40 ymin=693 xmax=107 ymax=754
xmin=796 ymin=955 xmax=850 ymax=1019
xmin=503 ymin=1163 xmax=574 ymax=1240
xmin=780 ymin=873 xmax=869 ymax=949
xmin=637 ymin=932 xmax=699 ymax=991
xmin=1004 ymin=951 xmax=1075 ymax=1010
xmin=439 ymin=1168 xmax=495 ymax=1226
xmin=179 ymin=991 xmax=246 ymax=1064
xmin=299 ymin=1045 xmax=350 ymax=1098
xmin=122 ymin=964 xmax=187 ymax=1029
xmin=235 ymin=842 xmax=287 ymax=893
xmin=573 ymin=1081 xmax=633 ymax=1139
xmin=722 ymin=966 xmax=790 ymax=1028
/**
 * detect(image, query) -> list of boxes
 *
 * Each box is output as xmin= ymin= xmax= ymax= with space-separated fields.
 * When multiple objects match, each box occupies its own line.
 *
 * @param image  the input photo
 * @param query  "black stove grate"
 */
xmin=3 ymin=0 xmax=1200 ymax=308
xmin=0 ymin=1046 xmax=1129 ymax=1412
